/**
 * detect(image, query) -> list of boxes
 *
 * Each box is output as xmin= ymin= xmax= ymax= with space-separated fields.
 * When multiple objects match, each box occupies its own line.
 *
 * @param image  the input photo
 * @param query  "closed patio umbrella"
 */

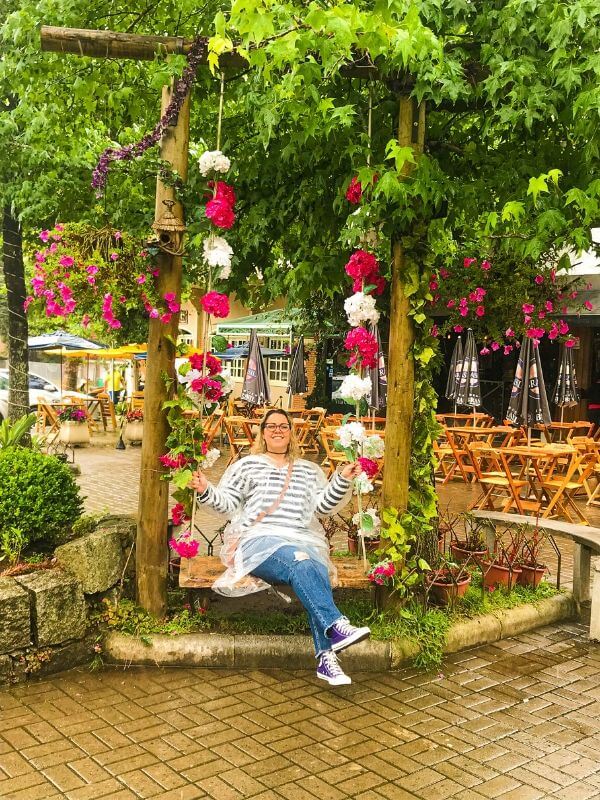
xmin=455 ymin=329 xmax=481 ymax=409
xmin=368 ymin=323 xmax=387 ymax=411
xmin=287 ymin=336 xmax=308 ymax=397
xmin=445 ymin=335 xmax=463 ymax=404
xmin=552 ymin=343 xmax=579 ymax=411
xmin=240 ymin=330 xmax=271 ymax=406
xmin=506 ymin=336 xmax=551 ymax=428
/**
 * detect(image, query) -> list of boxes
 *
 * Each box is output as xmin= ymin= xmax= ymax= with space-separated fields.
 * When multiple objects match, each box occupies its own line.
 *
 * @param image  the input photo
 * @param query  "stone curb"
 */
xmin=103 ymin=592 xmax=576 ymax=671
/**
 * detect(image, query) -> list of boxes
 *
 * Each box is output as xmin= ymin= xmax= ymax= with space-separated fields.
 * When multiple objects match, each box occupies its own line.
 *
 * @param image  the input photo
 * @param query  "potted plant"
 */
xmin=58 ymin=407 xmax=90 ymax=446
xmin=426 ymin=559 xmax=472 ymax=605
xmin=481 ymin=528 xmax=524 ymax=590
xmin=517 ymin=524 xmax=548 ymax=588
xmin=124 ymin=408 xmax=144 ymax=444
xmin=450 ymin=513 xmax=488 ymax=563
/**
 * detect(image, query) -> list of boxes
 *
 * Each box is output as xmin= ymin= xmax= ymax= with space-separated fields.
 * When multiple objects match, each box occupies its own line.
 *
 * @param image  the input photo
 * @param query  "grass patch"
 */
xmin=96 ymin=580 xmax=562 ymax=672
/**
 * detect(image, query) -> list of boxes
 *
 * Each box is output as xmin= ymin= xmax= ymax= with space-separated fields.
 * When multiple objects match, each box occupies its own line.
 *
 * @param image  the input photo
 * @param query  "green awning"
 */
xmin=215 ymin=309 xmax=301 ymax=336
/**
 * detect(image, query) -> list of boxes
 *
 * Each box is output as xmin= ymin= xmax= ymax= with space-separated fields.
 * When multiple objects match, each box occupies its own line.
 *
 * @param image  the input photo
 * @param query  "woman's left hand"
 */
xmin=341 ymin=462 xmax=363 ymax=480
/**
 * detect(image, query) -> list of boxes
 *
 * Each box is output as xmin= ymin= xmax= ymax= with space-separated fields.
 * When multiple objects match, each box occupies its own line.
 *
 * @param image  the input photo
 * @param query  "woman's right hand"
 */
xmin=189 ymin=470 xmax=208 ymax=494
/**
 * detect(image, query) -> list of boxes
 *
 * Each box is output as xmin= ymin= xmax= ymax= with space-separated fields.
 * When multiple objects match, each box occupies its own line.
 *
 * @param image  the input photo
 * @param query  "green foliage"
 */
xmin=0 ymin=526 xmax=25 ymax=566
xmin=0 ymin=413 xmax=36 ymax=449
xmin=0 ymin=448 xmax=83 ymax=547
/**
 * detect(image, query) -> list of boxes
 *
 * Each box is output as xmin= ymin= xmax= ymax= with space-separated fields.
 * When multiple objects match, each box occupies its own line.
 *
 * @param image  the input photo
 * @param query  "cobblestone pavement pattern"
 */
xmin=1 ymin=622 xmax=600 ymax=799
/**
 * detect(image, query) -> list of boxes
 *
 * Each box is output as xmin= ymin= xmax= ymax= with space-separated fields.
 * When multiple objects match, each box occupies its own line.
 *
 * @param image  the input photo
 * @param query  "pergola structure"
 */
xmin=40 ymin=24 xmax=429 ymax=616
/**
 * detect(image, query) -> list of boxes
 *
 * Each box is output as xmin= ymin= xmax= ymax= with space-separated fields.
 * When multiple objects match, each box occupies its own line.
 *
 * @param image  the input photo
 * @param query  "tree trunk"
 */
xmin=136 ymin=86 xmax=190 ymax=618
xmin=2 ymin=206 xmax=29 ymax=422
xmin=382 ymin=97 xmax=425 ymax=512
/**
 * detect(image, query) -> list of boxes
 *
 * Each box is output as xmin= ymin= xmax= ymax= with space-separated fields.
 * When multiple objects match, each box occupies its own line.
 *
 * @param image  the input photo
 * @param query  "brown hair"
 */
xmin=251 ymin=408 xmax=300 ymax=459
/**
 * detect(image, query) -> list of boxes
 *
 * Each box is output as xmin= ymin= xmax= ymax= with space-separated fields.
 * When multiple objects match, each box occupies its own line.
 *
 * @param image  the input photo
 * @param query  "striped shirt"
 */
xmin=198 ymin=455 xmax=351 ymax=529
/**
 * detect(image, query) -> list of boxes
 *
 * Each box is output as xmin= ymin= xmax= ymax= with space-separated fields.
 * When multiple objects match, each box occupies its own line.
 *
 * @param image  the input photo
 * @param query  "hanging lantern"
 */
xmin=150 ymin=199 xmax=186 ymax=256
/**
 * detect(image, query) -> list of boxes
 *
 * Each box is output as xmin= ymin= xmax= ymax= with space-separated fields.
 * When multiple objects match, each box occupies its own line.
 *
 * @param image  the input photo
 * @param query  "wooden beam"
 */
xmin=135 ymin=85 xmax=190 ymax=618
xmin=40 ymin=26 xmax=248 ymax=68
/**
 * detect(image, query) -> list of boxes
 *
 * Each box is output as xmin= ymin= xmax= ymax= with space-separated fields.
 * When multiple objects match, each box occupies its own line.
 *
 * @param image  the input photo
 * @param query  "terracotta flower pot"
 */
xmin=482 ymin=560 xmax=522 ymax=589
xmin=517 ymin=562 xmax=547 ymax=588
xmin=450 ymin=541 xmax=487 ymax=564
xmin=59 ymin=421 xmax=90 ymax=446
xmin=125 ymin=420 xmax=144 ymax=443
xmin=348 ymin=536 xmax=380 ymax=555
xmin=427 ymin=571 xmax=472 ymax=605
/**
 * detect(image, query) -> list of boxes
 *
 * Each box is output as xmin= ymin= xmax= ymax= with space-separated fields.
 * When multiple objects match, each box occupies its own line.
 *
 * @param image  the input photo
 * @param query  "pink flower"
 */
xmin=429 ymin=279 xmax=438 ymax=291
xmin=570 ymin=291 xmax=578 ymax=300
xmin=446 ymin=299 xmax=456 ymax=308
xmin=480 ymin=260 xmax=491 ymax=271
xmin=431 ymin=324 xmax=439 ymax=337
xmin=136 ymin=274 xmax=146 ymax=284
xmin=526 ymin=327 xmax=545 ymax=339
xmin=119 ymin=295 xmax=126 ymax=304
xmin=40 ymin=230 xmax=50 ymax=242
xmin=357 ymin=457 xmax=379 ymax=479
xmin=201 ymin=291 xmax=230 ymax=318
xmin=171 ymin=503 xmax=190 ymax=527
xmin=31 ymin=275 xmax=45 ymax=296
xmin=558 ymin=320 xmax=569 ymax=335
xmin=475 ymin=305 xmax=485 ymax=317
xmin=586 ymin=282 xmax=593 ymax=291
xmin=548 ymin=324 xmax=559 ymax=340
xmin=463 ymin=257 xmax=476 ymax=268
xmin=190 ymin=377 xmax=224 ymax=401
xmin=49 ymin=242 xmax=58 ymax=253
xmin=480 ymin=347 xmax=490 ymax=355
xmin=522 ymin=303 xmax=535 ymax=314
xmin=110 ymin=253 xmax=119 ymax=261
xmin=164 ymin=292 xmax=180 ymax=313
xmin=208 ymin=180 xmax=236 ymax=207
xmin=87 ymin=277 xmax=96 ymax=286
xmin=169 ymin=536 xmax=200 ymax=559
xmin=565 ymin=339 xmax=576 ymax=348
xmin=345 ymin=250 xmax=378 ymax=281
xmin=344 ymin=327 xmax=378 ymax=370
xmin=453 ymin=325 xmax=464 ymax=333
xmin=189 ymin=352 xmax=222 ymax=376
xmin=584 ymin=301 xmax=593 ymax=311
xmin=459 ymin=307 xmax=469 ymax=317
xmin=23 ymin=296 xmax=34 ymax=311
xmin=54 ymin=224 xmax=64 ymax=232
xmin=160 ymin=313 xmax=172 ymax=324
xmin=86 ymin=265 xmax=98 ymax=275
xmin=82 ymin=314 xmax=91 ymax=327
xmin=352 ymin=274 xmax=386 ymax=296
xmin=114 ymin=230 xmax=122 ymax=240
xmin=524 ymin=315 xmax=532 ymax=325
xmin=205 ymin=199 xmax=235 ymax=229
xmin=35 ymin=251 xmax=46 ymax=263
xmin=149 ymin=308 xmax=159 ymax=319
xmin=504 ymin=345 xmax=513 ymax=355
xmin=151 ymin=268 xmax=160 ymax=277
xmin=538 ymin=311 xmax=546 ymax=320
xmin=545 ymin=300 xmax=554 ymax=312
xmin=490 ymin=342 xmax=500 ymax=351
xmin=550 ymin=269 xmax=556 ymax=283
xmin=534 ymin=275 xmax=544 ymax=284
xmin=345 ymin=176 xmax=362 ymax=205
xmin=440 ymin=268 xmax=450 ymax=279
xmin=160 ymin=453 xmax=190 ymax=469
xmin=59 ymin=255 xmax=74 ymax=268
xmin=505 ymin=328 xmax=515 ymax=338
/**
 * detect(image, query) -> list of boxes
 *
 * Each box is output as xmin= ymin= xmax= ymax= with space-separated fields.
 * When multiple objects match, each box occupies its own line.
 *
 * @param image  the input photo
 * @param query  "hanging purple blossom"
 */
xmin=92 ymin=38 xmax=207 ymax=195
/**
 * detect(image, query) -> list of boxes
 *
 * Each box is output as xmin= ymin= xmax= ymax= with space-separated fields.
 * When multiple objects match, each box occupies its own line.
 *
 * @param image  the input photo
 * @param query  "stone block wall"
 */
xmin=0 ymin=514 xmax=136 ymax=685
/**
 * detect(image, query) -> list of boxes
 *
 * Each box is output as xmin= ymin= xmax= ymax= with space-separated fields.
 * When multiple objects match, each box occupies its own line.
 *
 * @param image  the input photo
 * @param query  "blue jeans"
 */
xmin=250 ymin=545 xmax=342 ymax=656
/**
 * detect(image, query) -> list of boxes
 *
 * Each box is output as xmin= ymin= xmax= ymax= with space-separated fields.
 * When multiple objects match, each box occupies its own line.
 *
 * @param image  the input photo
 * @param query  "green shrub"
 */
xmin=0 ymin=449 xmax=83 ymax=547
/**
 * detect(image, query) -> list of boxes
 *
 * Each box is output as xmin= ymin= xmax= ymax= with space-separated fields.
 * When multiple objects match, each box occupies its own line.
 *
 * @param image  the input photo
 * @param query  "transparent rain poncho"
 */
xmin=198 ymin=455 xmax=352 ymax=597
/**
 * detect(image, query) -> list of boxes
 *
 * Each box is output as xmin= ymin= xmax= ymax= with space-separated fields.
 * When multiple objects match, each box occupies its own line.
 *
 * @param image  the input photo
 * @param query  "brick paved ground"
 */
xmin=1 ymin=621 xmax=600 ymax=799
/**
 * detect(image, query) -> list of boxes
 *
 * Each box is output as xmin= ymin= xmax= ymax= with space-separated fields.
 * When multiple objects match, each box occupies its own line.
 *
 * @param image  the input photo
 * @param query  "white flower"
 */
xmin=219 ymin=264 xmax=232 ymax=279
xmin=336 ymin=422 xmax=366 ymax=449
xmin=353 ymin=473 xmax=374 ymax=495
xmin=362 ymin=435 xmax=385 ymax=459
xmin=182 ymin=368 xmax=202 ymax=385
xmin=344 ymin=291 xmax=380 ymax=327
xmin=198 ymin=149 xmax=231 ymax=176
xmin=339 ymin=374 xmax=372 ymax=403
xmin=203 ymin=448 xmax=221 ymax=469
xmin=352 ymin=507 xmax=381 ymax=533
xmin=203 ymin=235 xmax=233 ymax=268
xmin=219 ymin=370 xmax=236 ymax=395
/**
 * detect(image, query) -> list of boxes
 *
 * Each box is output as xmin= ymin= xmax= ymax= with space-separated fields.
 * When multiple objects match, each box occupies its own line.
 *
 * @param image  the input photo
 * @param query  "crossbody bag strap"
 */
xmin=253 ymin=460 xmax=294 ymax=526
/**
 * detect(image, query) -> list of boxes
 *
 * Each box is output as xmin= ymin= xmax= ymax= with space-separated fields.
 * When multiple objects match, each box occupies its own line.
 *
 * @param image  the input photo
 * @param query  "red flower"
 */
xmin=190 ymin=377 xmax=224 ymax=401
xmin=345 ymin=177 xmax=362 ymax=205
xmin=189 ymin=352 xmax=222 ymax=375
xmin=463 ymin=257 xmax=476 ymax=268
xmin=344 ymin=327 xmax=378 ymax=369
xmin=345 ymin=250 xmax=378 ymax=281
xmin=205 ymin=199 xmax=235 ymax=229
xmin=352 ymin=275 xmax=386 ymax=296
xmin=159 ymin=453 xmax=190 ymax=469
xmin=201 ymin=291 xmax=230 ymax=318
xmin=209 ymin=180 xmax=236 ymax=207
xmin=171 ymin=503 xmax=190 ymax=526
xmin=358 ymin=456 xmax=379 ymax=479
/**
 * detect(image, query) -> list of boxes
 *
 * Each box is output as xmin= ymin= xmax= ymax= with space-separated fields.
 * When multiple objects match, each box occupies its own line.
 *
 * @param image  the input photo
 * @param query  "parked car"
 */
xmin=0 ymin=369 xmax=90 ymax=420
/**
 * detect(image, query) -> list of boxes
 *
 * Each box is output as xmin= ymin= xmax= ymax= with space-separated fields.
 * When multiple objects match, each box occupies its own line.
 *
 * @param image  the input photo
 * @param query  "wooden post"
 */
xmin=382 ymin=97 xmax=425 ymax=512
xmin=136 ymin=86 xmax=190 ymax=617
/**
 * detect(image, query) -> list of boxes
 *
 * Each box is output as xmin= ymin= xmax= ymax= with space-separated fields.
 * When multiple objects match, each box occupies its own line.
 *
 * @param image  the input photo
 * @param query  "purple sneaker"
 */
xmin=328 ymin=617 xmax=371 ymax=653
xmin=317 ymin=650 xmax=351 ymax=686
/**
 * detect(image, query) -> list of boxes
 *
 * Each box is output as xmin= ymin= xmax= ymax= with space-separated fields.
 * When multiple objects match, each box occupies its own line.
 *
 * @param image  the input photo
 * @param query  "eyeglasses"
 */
xmin=264 ymin=423 xmax=291 ymax=432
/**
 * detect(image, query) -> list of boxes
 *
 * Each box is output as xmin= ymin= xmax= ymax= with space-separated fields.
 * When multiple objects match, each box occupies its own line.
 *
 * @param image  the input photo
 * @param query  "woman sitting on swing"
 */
xmin=190 ymin=408 xmax=370 ymax=686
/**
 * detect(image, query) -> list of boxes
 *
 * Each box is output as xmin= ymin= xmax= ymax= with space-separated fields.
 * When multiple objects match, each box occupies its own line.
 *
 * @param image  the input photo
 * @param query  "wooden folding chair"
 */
xmin=541 ymin=451 xmax=596 ymax=524
xmin=468 ymin=444 xmax=528 ymax=514
xmin=433 ymin=436 xmax=456 ymax=483
xmin=223 ymin=415 xmax=254 ymax=466
xmin=36 ymin=402 xmax=60 ymax=437
xmin=203 ymin=408 xmax=225 ymax=450
xmin=129 ymin=391 xmax=145 ymax=411
xmin=95 ymin=391 xmax=117 ymax=432
xmin=444 ymin=430 xmax=478 ymax=483
xmin=319 ymin=428 xmax=347 ymax=477
xmin=299 ymin=407 xmax=326 ymax=453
